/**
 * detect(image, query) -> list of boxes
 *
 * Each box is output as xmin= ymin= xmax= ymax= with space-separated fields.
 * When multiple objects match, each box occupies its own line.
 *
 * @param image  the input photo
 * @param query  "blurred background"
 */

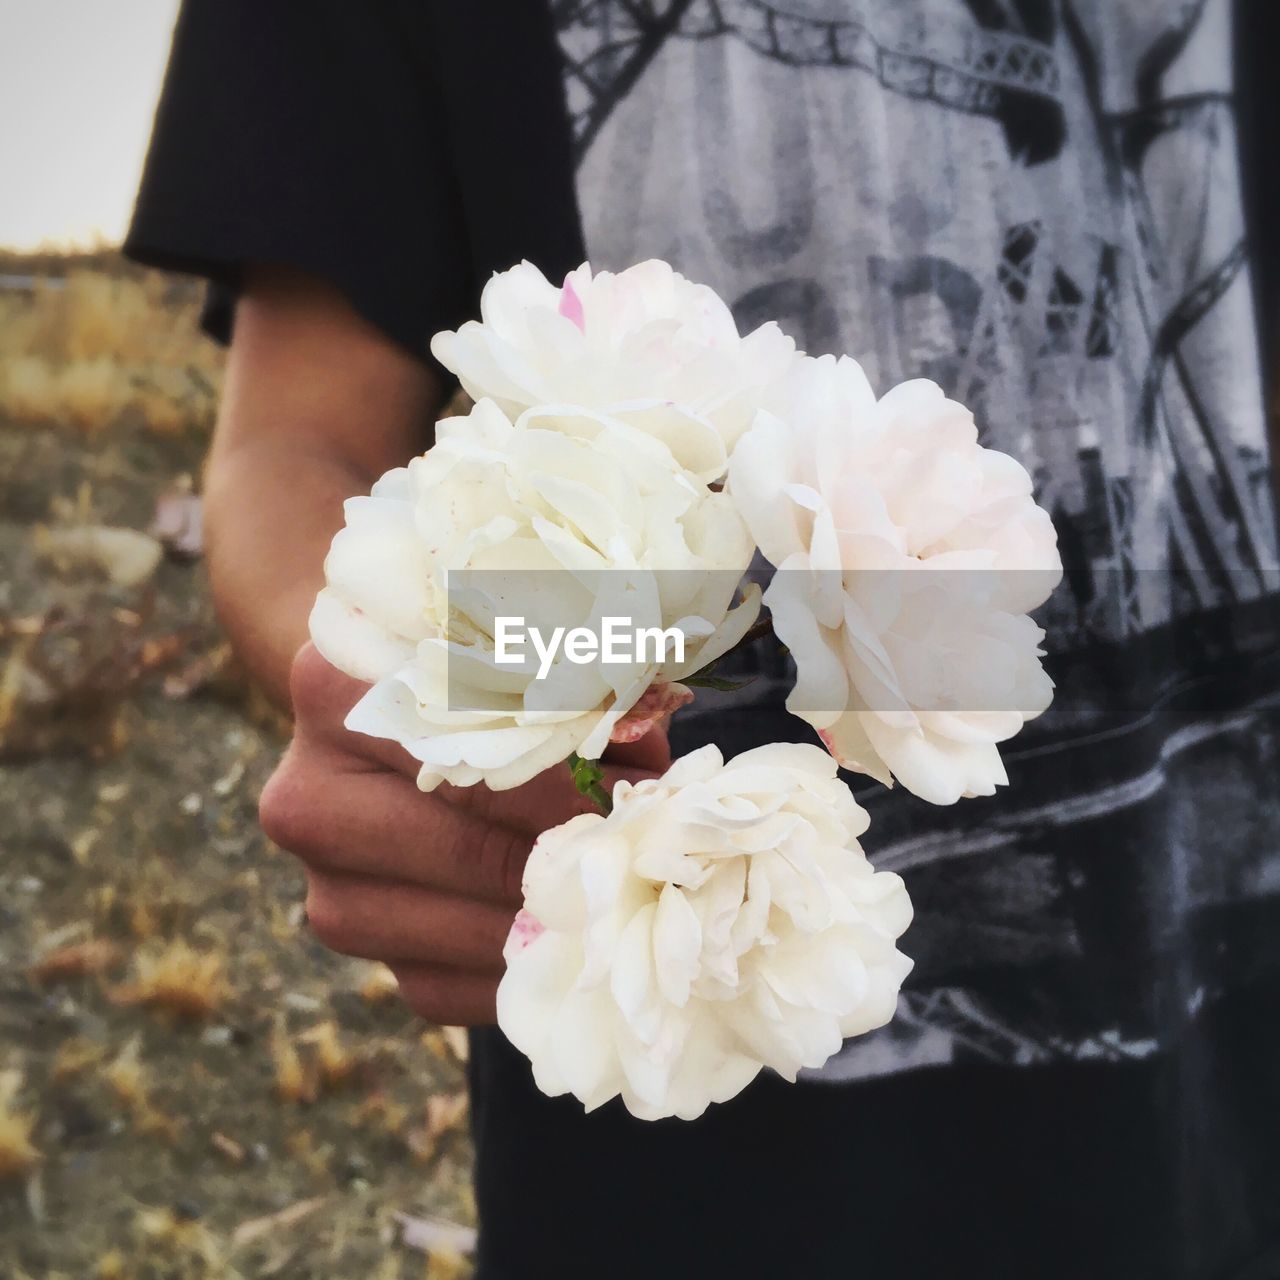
xmin=0 ymin=5 xmax=474 ymax=1276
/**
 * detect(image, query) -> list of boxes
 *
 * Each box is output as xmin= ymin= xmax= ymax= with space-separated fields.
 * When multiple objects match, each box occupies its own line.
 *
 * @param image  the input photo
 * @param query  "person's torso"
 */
xmin=457 ymin=5 xmax=1280 ymax=1272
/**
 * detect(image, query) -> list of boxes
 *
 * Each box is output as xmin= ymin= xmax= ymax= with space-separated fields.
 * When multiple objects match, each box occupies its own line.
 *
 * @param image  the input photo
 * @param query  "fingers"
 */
xmin=283 ymin=644 xmax=648 ymax=1031
xmin=605 ymin=727 xmax=672 ymax=773
xmin=289 ymin=641 xmax=421 ymax=777
xmin=288 ymin=640 xmax=367 ymax=730
xmin=261 ymin=760 xmax=531 ymax=905
xmin=291 ymin=641 xmax=676 ymax=792
xmin=390 ymin=962 xmax=498 ymax=1026
xmin=304 ymin=871 xmax=512 ymax=970
xmin=262 ymin=736 xmax=669 ymax=907
xmin=436 ymin=749 xmax=664 ymax=834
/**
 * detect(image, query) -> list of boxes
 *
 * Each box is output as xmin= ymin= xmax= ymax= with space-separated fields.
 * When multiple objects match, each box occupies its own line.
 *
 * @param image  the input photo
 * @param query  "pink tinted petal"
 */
xmin=558 ymin=275 xmax=586 ymax=331
xmin=505 ymin=909 xmax=546 ymax=958
xmin=609 ymin=683 xmax=694 ymax=744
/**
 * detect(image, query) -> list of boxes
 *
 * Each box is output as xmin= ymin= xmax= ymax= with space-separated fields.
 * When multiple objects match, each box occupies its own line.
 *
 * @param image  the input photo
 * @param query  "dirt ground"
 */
xmin=0 ymin=309 xmax=476 ymax=1276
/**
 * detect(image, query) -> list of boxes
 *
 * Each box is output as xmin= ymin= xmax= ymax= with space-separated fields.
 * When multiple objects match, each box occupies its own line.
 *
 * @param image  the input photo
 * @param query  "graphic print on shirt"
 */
xmin=551 ymin=0 xmax=1280 ymax=1081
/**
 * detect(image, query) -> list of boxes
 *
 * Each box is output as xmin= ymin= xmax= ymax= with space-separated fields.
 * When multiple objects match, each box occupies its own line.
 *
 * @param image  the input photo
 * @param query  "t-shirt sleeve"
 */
xmin=123 ymin=0 xmax=477 ymax=360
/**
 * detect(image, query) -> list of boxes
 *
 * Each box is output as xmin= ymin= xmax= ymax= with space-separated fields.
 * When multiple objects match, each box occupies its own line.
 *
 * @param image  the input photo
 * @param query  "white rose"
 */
xmin=497 ymin=743 xmax=913 ymax=1121
xmin=309 ymin=398 xmax=759 ymax=791
xmin=729 ymin=355 xmax=1063 ymax=805
xmin=430 ymin=259 xmax=796 ymax=461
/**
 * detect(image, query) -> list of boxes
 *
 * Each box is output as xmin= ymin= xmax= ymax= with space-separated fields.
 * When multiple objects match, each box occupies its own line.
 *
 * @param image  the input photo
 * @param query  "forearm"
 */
xmin=204 ymin=440 xmax=375 ymax=707
xmin=202 ymin=265 xmax=442 ymax=709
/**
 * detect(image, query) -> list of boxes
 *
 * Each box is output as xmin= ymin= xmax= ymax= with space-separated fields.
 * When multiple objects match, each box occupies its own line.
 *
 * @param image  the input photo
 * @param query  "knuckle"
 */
xmin=258 ymin=758 xmax=316 ymax=854
xmin=396 ymin=967 xmax=495 ymax=1027
xmin=393 ymin=969 xmax=444 ymax=1021
xmin=475 ymin=822 xmax=529 ymax=904
xmin=288 ymin=642 xmax=337 ymax=722
xmin=438 ymin=781 xmax=482 ymax=816
xmin=304 ymin=879 xmax=356 ymax=955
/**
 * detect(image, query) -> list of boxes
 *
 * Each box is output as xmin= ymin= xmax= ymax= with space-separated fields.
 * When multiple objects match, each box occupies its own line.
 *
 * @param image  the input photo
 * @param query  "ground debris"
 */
xmin=425 ymin=1250 xmax=471 ymax=1280
xmin=160 ymin=639 xmax=292 ymax=738
xmin=357 ymin=961 xmax=401 ymax=1005
xmin=0 ymin=600 xmax=201 ymax=762
xmin=102 ymin=1035 xmax=181 ymax=1142
xmin=231 ymin=1194 xmax=329 ymax=1249
xmin=29 ymin=936 xmax=123 ymax=983
xmin=271 ymin=1019 xmax=367 ymax=1104
xmin=210 ymin=1131 xmax=246 ymax=1164
xmin=149 ymin=480 xmax=203 ymax=560
xmin=34 ymin=523 xmax=163 ymax=588
xmin=0 ymin=1071 xmax=41 ymax=1180
xmin=112 ymin=938 xmax=228 ymax=1020
xmin=130 ymin=1204 xmax=227 ymax=1277
xmin=50 ymin=1035 xmax=109 ymax=1082
xmin=0 ymin=286 xmax=474 ymax=1274
xmin=420 ymin=1025 xmax=470 ymax=1066
xmin=407 ymin=1091 xmax=469 ymax=1164
xmin=297 ymin=1020 xmax=358 ymax=1090
xmin=394 ymin=1212 xmax=477 ymax=1257
xmin=270 ymin=1019 xmax=315 ymax=1105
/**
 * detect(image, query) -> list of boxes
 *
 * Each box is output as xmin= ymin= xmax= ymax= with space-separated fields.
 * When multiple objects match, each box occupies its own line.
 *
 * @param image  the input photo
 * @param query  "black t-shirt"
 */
xmin=127 ymin=4 xmax=1280 ymax=1278
xmin=126 ymin=1 xmax=584 ymax=362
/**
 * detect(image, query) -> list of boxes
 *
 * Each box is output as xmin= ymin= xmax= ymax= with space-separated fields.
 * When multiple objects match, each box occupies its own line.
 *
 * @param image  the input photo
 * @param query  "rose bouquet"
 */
xmin=310 ymin=260 xmax=1062 ymax=1120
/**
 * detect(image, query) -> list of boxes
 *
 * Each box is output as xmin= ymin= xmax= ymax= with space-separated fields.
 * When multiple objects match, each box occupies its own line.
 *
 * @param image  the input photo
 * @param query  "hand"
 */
xmin=259 ymin=644 xmax=670 ymax=1025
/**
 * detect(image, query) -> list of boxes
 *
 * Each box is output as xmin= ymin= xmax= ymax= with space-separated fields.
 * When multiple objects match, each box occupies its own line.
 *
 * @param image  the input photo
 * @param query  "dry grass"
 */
xmin=102 ymin=1036 xmax=182 ymax=1142
xmin=359 ymin=961 xmax=402 ymax=1005
xmin=51 ymin=1035 xmax=110 ymax=1083
xmin=298 ymin=1020 xmax=358 ymax=1090
xmin=272 ymin=1020 xmax=363 ymax=1104
xmin=0 ymin=1072 xmax=40 ymax=1180
xmin=271 ymin=1018 xmax=316 ymax=1105
xmin=92 ymin=849 xmax=195 ymax=942
xmin=406 ymin=1091 xmax=469 ymax=1164
xmin=0 ymin=250 xmax=476 ymax=1276
xmin=29 ymin=937 xmax=123 ymax=984
xmin=0 ymin=265 xmax=222 ymax=435
xmin=113 ymin=938 xmax=228 ymax=1020
xmin=96 ymin=1248 xmax=128 ymax=1280
xmin=426 ymin=1252 xmax=470 ymax=1280
xmin=129 ymin=1205 xmax=225 ymax=1278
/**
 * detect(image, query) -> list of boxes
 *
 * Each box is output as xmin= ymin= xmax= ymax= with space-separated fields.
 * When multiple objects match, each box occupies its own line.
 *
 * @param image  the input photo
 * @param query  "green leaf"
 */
xmin=683 ymin=672 xmax=758 ymax=692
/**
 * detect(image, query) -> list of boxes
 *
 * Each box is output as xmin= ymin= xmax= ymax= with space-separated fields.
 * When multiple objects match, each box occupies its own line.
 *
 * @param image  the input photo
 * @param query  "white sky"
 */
xmin=0 ymin=0 xmax=179 ymax=250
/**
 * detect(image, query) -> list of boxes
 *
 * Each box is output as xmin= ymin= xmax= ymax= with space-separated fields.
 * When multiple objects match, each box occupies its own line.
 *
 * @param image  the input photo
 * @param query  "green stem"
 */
xmin=568 ymin=752 xmax=613 ymax=815
xmin=583 ymin=778 xmax=613 ymax=814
